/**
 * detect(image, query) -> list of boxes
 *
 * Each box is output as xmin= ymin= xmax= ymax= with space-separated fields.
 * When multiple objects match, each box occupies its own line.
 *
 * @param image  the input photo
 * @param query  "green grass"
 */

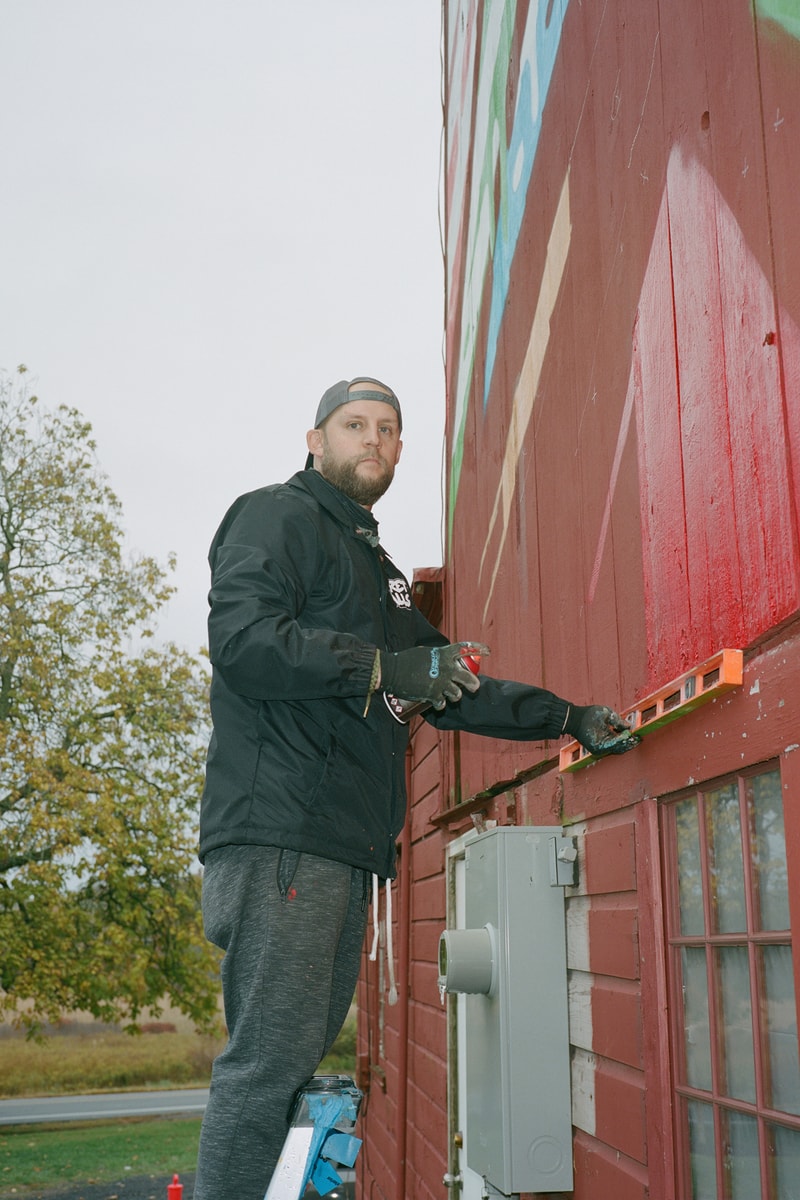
xmin=0 ymin=1115 xmax=201 ymax=1197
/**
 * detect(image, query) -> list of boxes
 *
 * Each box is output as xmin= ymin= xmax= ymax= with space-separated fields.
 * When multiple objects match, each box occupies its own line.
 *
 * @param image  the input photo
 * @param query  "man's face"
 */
xmin=306 ymin=392 xmax=403 ymax=507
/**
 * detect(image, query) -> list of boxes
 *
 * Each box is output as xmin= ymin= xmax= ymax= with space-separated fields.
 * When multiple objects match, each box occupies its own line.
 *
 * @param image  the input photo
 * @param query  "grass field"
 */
xmin=0 ymin=1014 xmax=356 ymax=1195
xmin=0 ymin=1014 xmax=355 ymax=1099
xmin=0 ymin=1115 xmax=201 ymax=1197
xmin=0 ymin=1030 xmax=221 ymax=1098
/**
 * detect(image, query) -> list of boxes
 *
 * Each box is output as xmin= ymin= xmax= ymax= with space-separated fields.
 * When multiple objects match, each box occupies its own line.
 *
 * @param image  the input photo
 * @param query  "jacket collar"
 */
xmin=291 ymin=469 xmax=381 ymax=546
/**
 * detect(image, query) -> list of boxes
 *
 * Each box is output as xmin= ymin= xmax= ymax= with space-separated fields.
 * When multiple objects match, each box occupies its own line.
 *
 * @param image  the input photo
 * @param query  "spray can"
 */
xmin=383 ymin=648 xmax=482 ymax=724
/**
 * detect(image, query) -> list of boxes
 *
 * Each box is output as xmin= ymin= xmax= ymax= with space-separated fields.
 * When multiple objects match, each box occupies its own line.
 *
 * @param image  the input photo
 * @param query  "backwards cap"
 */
xmin=305 ymin=376 xmax=402 ymax=468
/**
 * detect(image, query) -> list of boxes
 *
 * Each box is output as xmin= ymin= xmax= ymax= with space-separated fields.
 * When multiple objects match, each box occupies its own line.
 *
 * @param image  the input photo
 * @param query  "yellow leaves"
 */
xmin=0 ymin=373 xmax=216 ymax=1033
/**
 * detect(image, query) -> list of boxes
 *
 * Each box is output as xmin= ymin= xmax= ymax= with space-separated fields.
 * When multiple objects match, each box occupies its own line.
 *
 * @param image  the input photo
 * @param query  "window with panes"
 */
xmin=661 ymin=762 xmax=800 ymax=1199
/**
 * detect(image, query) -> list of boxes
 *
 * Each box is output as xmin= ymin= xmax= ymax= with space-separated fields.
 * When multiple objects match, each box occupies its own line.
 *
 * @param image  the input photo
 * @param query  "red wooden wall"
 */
xmin=357 ymin=3 xmax=800 ymax=1197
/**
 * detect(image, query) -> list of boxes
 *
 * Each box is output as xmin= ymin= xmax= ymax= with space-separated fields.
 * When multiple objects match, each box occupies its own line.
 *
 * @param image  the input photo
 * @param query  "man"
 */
xmin=194 ymin=377 xmax=635 ymax=1200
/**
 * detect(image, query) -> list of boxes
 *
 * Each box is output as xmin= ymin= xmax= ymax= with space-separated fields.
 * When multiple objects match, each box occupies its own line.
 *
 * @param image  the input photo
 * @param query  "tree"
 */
xmin=0 ymin=367 xmax=219 ymax=1034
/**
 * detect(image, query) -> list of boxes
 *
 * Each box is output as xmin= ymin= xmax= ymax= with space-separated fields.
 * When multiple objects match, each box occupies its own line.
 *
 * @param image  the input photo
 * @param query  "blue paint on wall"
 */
xmin=483 ymin=0 xmax=569 ymax=410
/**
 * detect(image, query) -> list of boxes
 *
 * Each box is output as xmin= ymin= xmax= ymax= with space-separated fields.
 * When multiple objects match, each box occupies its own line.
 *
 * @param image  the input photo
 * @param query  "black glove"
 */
xmin=380 ymin=643 xmax=487 ymax=708
xmin=564 ymin=704 xmax=639 ymax=756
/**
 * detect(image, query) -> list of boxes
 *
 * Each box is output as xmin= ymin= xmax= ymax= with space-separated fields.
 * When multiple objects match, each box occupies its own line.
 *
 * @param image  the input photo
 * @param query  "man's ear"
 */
xmin=306 ymin=428 xmax=323 ymax=460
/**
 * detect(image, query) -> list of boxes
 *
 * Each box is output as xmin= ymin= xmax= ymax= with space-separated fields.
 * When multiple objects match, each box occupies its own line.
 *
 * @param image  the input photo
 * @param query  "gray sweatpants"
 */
xmin=193 ymin=844 xmax=369 ymax=1200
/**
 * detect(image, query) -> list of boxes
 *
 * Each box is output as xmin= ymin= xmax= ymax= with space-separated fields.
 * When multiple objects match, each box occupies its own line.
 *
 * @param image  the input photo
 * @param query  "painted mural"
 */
xmin=446 ymin=0 xmax=570 ymax=532
xmin=444 ymin=0 xmax=800 ymax=704
xmin=356 ymin=8 xmax=800 ymax=1199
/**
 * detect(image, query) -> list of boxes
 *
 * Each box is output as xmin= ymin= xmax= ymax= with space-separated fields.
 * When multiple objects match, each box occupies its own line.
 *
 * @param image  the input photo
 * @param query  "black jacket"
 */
xmin=200 ymin=469 xmax=569 ymax=878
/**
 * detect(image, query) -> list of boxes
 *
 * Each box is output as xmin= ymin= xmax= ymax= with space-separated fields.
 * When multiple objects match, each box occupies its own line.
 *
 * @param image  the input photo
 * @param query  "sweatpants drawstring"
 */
xmin=369 ymin=873 xmax=380 ymax=962
xmin=385 ymin=876 xmax=398 ymax=1005
xmin=368 ymin=873 xmax=398 ymax=1006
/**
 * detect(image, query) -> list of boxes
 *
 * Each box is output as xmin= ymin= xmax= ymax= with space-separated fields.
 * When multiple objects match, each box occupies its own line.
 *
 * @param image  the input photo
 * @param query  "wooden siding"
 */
xmin=442 ymin=0 xmax=800 ymax=802
xmin=356 ymin=3 xmax=800 ymax=1197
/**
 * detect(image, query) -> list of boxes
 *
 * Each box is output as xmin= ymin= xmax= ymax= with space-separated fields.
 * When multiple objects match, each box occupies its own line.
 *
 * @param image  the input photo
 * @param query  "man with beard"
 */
xmin=194 ymin=376 xmax=635 ymax=1200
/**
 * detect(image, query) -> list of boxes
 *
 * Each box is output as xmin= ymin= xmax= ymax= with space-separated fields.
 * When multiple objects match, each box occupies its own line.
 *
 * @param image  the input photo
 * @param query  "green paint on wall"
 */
xmin=757 ymin=0 xmax=800 ymax=39
xmin=446 ymin=1 xmax=518 ymax=554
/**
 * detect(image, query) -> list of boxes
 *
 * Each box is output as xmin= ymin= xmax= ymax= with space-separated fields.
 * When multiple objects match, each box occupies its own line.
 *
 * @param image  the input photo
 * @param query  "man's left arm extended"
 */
xmin=424 ymin=673 xmax=638 ymax=758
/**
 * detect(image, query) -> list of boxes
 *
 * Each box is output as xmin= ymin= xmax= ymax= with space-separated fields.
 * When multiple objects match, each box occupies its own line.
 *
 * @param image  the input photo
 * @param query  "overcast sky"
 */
xmin=1 ymin=1 xmax=446 ymax=653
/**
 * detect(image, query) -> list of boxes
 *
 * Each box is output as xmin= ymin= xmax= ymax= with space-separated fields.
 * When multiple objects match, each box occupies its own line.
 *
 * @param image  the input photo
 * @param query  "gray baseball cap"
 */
xmin=305 ymin=377 xmax=402 ymax=468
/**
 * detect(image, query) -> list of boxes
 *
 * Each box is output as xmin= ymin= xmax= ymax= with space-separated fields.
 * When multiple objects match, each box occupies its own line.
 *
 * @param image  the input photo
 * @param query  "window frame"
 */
xmin=660 ymin=759 xmax=800 ymax=1199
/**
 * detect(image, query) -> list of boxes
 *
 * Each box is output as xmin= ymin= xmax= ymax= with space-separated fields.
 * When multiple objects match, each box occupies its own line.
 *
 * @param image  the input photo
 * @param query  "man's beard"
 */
xmin=320 ymin=451 xmax=394 ymax=506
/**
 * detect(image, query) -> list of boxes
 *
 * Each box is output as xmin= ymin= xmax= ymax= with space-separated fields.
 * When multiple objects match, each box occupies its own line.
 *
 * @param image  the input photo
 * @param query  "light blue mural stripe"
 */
xmin=483 ymin=0 xmax=570 ymax=409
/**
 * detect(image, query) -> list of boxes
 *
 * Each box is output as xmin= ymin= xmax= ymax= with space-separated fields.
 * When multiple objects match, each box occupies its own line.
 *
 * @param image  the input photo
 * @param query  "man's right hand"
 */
xmin=565 ymin=704 xmax=640 ymax=756
xmin=380 ymin=643 xmax=488 ymax=708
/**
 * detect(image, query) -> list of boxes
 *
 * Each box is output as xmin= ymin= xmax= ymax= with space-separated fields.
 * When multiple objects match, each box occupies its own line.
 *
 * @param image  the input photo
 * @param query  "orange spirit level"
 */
xmin=559 ymin=648 xmax=743 ymax=772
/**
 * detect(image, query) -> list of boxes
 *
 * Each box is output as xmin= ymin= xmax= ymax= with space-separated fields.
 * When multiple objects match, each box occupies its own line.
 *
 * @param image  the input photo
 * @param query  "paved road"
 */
xmin=0 ymin=1088 xmax=209 ymax=1126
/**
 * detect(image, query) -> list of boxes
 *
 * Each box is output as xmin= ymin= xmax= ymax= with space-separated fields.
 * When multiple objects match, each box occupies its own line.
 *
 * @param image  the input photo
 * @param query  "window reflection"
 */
xmin=706 ymin=783 xmax=746 ymax=933
xmin=688 ymin=1099 xmax=717 ymax=1200
xmin=762 ymin=945 xmax=800 ymax=1116
xmin=682 ymin=947 xmax=712 ymax=1091
xmin=724 ymin=1109 xmax=759 ymax=1200
xmin=770 ymin=1123 xmax=800 ymax=1200
xmin=676 ymin=798 xmax=704 ymax=936
xmin=717 ymin=947 xmax=755 ymax=1103
xmin=749 ymin=770 xmax=789 ymax=932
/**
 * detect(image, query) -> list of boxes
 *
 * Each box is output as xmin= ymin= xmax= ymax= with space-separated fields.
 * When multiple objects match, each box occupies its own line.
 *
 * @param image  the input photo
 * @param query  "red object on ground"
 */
xmin=167 ymin=1174 xmax=183 ymax=1200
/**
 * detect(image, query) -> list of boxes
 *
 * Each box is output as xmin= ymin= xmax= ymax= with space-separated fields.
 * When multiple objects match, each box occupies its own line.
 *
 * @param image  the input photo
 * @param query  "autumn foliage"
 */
xmin=0 ymin=368 xmax=220 ymax=1034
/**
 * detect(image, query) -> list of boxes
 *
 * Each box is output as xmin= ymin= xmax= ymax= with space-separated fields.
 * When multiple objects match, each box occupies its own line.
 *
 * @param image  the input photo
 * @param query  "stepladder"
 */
xmin=264 ymin=1075 xmax=362 ymax=1200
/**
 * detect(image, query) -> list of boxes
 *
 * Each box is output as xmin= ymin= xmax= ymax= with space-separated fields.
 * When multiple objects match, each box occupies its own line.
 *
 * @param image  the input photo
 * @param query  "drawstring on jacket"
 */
xmin=369 ymin=873 xmax=398 ymax=1006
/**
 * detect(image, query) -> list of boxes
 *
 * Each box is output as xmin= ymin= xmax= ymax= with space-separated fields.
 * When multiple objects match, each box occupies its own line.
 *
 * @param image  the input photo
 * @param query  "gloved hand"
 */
xmin=380 ymin=642 xmax=489 ymax=709
xmin=564 ymin=705 xmax=640 ymax=756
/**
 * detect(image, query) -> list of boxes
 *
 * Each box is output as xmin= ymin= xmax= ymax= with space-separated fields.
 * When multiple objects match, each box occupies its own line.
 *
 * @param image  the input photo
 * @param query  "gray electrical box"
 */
xmin=438 ymin=826 xmax=574 ymax=1196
